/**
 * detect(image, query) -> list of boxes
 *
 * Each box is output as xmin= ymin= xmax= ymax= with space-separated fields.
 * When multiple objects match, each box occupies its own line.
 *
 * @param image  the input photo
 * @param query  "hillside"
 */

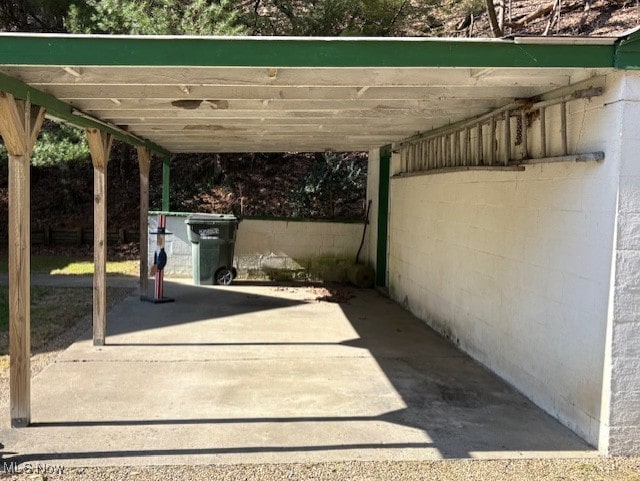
xmin=428 ymin=0 xmax=638 ymax=38
xmin=0 ymin=0 xmax=638 ymax=241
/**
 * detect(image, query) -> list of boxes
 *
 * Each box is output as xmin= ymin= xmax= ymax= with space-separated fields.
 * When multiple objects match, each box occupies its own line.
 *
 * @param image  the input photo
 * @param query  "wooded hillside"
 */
xmin=0 ymin=0 xmax=637 ymax=240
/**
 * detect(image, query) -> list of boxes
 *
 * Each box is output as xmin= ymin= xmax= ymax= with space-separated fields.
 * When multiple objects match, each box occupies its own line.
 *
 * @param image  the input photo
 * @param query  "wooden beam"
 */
xmin=0 ymin=92 xmax=45 ymax=427
xmin=86 ymin=128 xmax=113 ymax=346
xmin=137 ymin=147 xmax=151 ymax=299
xmin=73 ymin=97 xmax=505 ymax=112
xmin=50 ymin=84 xmax=545 ymax=101
xmin=11 ymin=66 xmax=577 ymax=89
xmin=0 ymin=72 xmax=169 ymax=156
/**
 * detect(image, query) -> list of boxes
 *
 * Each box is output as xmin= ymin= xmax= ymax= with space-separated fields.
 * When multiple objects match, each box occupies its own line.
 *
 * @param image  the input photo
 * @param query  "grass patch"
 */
xmin=0 ymin=286 xmax=92 ymax=356
xmin=0 ymin=285 xmax=132 ymax=375
xmin=0 ymin=256 xmax=139 ymax=276
xmin=49 ymin=259 xmax=139 ymax=276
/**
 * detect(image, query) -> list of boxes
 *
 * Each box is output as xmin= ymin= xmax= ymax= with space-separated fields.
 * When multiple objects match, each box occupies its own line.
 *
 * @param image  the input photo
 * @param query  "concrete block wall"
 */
xmin=603 ymin=70 xmax=640 ymax=454
xmin=384 ymin=71 xmax=626 ymax=449
xmin=148 ymin=213 xmax=364 ymax=279
xmin=234 ymin=218 xmax=364 ymax=279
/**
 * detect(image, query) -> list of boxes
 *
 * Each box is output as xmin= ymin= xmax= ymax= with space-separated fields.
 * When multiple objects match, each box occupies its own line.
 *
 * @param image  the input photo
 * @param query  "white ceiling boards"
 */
xmin=0 ymin=33 xmax=625 ymax=153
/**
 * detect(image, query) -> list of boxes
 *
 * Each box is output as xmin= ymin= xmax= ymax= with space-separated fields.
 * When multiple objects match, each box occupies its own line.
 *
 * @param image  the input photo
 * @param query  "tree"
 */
xmin=485 ymin=0 xmax=504 ymax=37
xmin=66 ymin=0 xmax=245 ymax=35
xmin=290 ymin=153 xmax=366 ymax=218
xmin=0 ymin=121 xmax=88 ymax=167
xmin=0 ymin=0 xmax=79 ymax=32
xmin=234 ymin=0 xmax=437 ymax=36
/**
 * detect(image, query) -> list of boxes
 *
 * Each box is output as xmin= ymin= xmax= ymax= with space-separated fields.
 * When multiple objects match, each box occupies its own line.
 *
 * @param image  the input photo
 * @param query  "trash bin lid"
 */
xmin=185 ymin=213 xmax=238 ymax=224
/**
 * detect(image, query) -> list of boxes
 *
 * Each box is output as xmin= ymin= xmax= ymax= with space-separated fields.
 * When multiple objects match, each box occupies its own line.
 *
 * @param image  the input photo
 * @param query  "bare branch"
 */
xmin=543 ymin=0 xmax=561 ymax=36
xmin=505 ymin=2 xmax=554 ymax=28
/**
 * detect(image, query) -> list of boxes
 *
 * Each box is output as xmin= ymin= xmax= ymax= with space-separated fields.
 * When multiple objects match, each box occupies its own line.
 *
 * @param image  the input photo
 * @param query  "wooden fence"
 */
xmin=0 ymin=227 xmax=139 ymax=246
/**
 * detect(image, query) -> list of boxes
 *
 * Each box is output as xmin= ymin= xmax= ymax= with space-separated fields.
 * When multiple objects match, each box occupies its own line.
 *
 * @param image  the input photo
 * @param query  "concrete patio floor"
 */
xmin=1 ymin=281 xmax=596 ymax=466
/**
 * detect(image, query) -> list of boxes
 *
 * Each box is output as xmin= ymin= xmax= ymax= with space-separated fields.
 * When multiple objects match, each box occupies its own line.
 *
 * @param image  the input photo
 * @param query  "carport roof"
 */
xmin=0 ymin=31 xmax=638 ymax=154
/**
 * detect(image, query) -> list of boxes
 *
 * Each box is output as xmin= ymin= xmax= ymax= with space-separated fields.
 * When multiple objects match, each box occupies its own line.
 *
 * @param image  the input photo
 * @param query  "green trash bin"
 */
xmin=185 ymin=214 xmax=239 ymax=285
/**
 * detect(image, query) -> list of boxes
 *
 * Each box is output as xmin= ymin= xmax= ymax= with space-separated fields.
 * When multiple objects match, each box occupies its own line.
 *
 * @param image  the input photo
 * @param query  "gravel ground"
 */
xmin=0 ymin=458 xmax=638 ymax=481
xmin=0 ymin=287 xmax=133 ymax=409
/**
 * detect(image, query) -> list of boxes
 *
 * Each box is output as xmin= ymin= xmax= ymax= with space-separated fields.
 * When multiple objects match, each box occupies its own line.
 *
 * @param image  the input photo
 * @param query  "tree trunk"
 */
xmin=485 ymin=0 xmax=503 ymax=37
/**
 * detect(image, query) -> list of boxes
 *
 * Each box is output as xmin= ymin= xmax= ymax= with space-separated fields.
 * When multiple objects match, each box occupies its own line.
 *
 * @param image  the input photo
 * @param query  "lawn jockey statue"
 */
xmin=143 ymin=214 xmax=174 ymax=303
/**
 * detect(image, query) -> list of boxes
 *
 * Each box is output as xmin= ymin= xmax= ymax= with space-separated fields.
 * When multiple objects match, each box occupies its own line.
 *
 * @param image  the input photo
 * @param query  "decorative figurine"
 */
xmin=142 ymin=214 xmax=175 ymax=303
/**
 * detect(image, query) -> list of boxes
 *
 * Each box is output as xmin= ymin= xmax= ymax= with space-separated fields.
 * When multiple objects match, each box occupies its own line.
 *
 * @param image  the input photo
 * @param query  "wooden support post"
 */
xmin=137 ymin=147 xmax=151 ymax=299
xmin=86 ymin=128 xmax=113 ymax=346
xmin=0 ymin=92 xmax=45 ymax=427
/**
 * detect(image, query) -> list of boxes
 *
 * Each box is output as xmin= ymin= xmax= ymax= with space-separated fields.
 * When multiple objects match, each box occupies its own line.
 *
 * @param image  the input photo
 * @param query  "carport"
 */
xmin=0 ymin=31 xmax=639 ymax=455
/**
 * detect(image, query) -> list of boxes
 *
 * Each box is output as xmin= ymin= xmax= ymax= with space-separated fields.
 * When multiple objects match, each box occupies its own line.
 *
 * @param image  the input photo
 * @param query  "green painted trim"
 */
xmin=615 ymin=29 xmax=640 ymax=70
xmin=241 ymin=216 xmax=364 ymax=224
xmin=148 ymin=211 xmax=364 ymax=223
xmin=162 ymin=155 xmax=171 ymax=212
xmin=0 ymin=34 xmax=615 ymax=68
xmin=0 ymin=72 xmax=169 ymax=155
xmin=376 ymin=145 xmax=391 ymax=287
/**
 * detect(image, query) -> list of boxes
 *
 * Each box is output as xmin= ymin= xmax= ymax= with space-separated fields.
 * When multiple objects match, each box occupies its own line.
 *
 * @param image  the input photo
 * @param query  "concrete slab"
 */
xmin=1 ymin=281 xmax=596 ymax=466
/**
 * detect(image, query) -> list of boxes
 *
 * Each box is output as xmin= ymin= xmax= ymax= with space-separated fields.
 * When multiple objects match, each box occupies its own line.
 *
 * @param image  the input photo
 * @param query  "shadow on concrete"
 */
xmin=4 ymin=281 xmax=593 ymax=463
xmin=11 ymin=443 xmax=435 ymax=464
xmin=102 ymin=281 xmax=307 ymax=338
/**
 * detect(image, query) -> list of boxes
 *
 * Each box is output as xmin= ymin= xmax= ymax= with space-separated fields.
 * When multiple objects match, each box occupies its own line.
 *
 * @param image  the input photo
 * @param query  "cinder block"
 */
xmin=618 ymin=176 xmax=640 ymax=214
xmin=610 ymin=391 xmax=640 ymax=426
xmin=614 ymin=250 xmax=640 ymax=289
xmin=612 ymin=286 xmax=640 ymax=323
xmin=608 ymin=425 xmax=640 ymax=456
xmin=611 ymin=322 xmax=640 ymax=365
xmin=617 ymin=212 xmax=640 ymax=250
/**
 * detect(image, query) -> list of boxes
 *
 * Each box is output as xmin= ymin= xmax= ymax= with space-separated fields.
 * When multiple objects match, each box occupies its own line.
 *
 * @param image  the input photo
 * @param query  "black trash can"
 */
xmin=185 ymin=214 xmax=239 ymax=285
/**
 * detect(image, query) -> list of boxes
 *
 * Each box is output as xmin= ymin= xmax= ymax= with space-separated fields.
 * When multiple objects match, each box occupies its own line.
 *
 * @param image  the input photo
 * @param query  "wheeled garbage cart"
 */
xmin=185 ymin=213 xmax=239 ymax=285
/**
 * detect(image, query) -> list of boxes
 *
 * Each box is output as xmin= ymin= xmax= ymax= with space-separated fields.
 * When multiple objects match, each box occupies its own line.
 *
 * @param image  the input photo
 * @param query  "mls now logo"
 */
xmin=2 ymin=462 xmax=64 ymax=475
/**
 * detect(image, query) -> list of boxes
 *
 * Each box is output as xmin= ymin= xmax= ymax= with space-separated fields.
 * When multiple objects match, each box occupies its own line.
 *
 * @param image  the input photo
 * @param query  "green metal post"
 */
xmin=162 ymin=155 xmax=170 ymax=212
xmin=376 ymin=145 xmax=391 ymax=287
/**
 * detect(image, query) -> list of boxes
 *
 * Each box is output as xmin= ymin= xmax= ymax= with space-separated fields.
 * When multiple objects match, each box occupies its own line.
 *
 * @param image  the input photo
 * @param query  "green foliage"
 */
xmin=290 ymin=153 xmax=365 ymax=218
xmin=66 ymin=0 xmax=245 ymax=35
xmin=31 ymin=123 xmax=89 ymax=167
xmin=237 ymin=0 xmax=437 ymax=36
xmin=0 ymin=123 xmax=88 ymax=166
